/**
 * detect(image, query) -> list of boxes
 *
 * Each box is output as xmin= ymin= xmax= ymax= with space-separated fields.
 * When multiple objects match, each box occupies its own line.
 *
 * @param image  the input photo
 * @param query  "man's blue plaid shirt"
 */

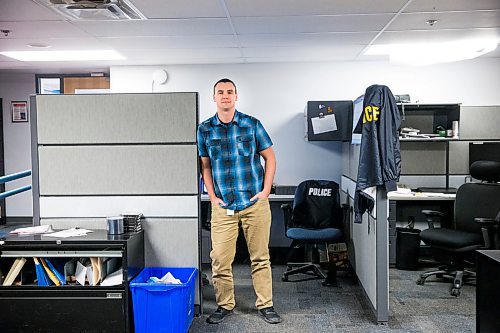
xmin=197 ymin=110 xmax=273 ymax=211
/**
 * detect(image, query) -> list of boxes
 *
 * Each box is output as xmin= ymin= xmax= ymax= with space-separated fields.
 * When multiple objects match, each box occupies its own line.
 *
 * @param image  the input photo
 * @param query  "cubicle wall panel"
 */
xmin=348 ymin=144 xmax=360 ymax=180
xmin=342 ymin=142 xmax=350 ymax=178
xmin=460 ymin=106 xmax=500 ymax=140
xmin=38 ymin=145 xmax=198 ymax=195
xmin=342 ymin=175 xmax=378 ymax=316
xmin=41 ymin=217 xmax=108 ymax=229
xmin=39 ymin=196 xmax=198 ymax=218
xmin=400 ymin=142 xmax=446 ymax=175
xmin=449 ymin=141 xmax=469 ymax=175
xmin=143 ymin=218 xmax=199 ymax=267
xmin=36 ymin=93 xmax=197 ymax=144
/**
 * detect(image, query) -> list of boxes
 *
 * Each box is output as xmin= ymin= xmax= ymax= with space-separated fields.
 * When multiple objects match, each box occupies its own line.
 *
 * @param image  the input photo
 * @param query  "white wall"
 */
xmin=111 ymin=58 xmax=500 ymax=186
xmin=0 ymin=57 xmax=499 ymax=216
xmin=0 ymin=72 xmax=34 ymax=217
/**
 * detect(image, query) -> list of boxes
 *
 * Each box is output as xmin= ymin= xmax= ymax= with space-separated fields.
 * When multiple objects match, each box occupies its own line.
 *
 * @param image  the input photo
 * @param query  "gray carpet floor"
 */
xmin=189 ymin=264 xmax=475 ymax=333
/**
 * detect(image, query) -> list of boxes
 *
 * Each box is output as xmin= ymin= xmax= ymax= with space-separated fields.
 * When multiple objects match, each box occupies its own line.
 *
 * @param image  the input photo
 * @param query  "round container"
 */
xmin=107 ymin=216 xmax=124 ymax=235
xmin=452 ymin=121 xmax=459 ymax=138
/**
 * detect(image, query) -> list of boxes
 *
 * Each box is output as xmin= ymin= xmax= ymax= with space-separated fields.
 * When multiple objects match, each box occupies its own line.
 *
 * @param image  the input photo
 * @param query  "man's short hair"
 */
xmin=213 ymin=78 xmax=237 ymax=94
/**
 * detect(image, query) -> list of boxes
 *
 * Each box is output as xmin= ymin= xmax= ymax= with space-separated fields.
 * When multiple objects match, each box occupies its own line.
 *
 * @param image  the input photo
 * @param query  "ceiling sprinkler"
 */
xmin=426 ymin=19 xmax=437 ymax=27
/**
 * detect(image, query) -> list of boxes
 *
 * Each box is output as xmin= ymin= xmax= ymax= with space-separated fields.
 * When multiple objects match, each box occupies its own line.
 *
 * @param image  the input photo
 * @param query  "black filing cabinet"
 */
xmin=0 ymin=230 xmax=144 ymax=333
xmin=476 ymin=250 xmax=500 ymax=333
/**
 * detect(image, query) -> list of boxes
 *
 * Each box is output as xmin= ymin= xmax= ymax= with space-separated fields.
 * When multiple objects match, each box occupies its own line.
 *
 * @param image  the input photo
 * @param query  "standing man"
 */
xmin=197 ymin=78 xmax=281 ymax=324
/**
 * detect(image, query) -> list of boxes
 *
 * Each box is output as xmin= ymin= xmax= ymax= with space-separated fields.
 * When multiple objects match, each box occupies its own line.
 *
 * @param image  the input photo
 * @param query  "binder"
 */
xmin=40 ymin=258 xmax=61 ymax=286
xmin=33 ymin=257 xmax=51 ymax=286
xmin=45 ymin=259 xmax=66 ymax=286
xmin=89 ymin=257 xmax=103 ymax=286
xmin=2 ymin=257 xmax=27 ymax=286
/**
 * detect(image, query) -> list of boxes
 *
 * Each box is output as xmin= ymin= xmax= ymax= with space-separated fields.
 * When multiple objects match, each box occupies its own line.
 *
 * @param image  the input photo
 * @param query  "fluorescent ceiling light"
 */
xmin=0 ymin=50 xmax=125 ymax=61
xmin=365 ymin=38 xmax=499 ymax=66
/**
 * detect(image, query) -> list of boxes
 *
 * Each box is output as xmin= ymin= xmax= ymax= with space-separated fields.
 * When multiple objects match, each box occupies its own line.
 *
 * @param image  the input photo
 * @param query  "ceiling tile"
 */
xmin=232 ymin=14 xmax=394 ymax=34
xmin=0 ymin=38 xmax=110 ymax=52
xmin=225 ymin=0 xmax=408 ymax=16
xmin=242 ymin=45 xmax=363 ymax=60
xmin=73 ymin=18 xmax=233 ymax=37
xmin=0 ymin=0 xmax=62 ymax=21
xmin=376 ymin=28 xmax=500 ymax=44
xmin=118 ymin=48 xmax=242 ymax=61
xmin=0 ymin=21 xmax=90 ymax=39
xmin=404 ymin=0 xmax=500 ymax=12
xmin=389 ymin=10 xmax=500 ymax=30
xmin=131 ymin=0 xmax=225 ymax=18
xmin=238 ymin=32 xmax=376 ymax=47
xmin=100 ymin=35 xmax=238 ymax=49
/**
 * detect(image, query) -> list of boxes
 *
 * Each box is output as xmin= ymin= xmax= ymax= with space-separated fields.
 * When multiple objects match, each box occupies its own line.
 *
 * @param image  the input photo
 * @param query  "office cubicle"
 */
xmin=30 ymin=93 xmax=201 ymax=309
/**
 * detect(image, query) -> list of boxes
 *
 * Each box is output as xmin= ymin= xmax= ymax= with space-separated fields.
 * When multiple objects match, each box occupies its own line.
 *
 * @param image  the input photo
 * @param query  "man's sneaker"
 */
xmin=258 ymin=306 xmax=282 ymax=324
xmin=206 ymin=306 xmax=233 ymax=324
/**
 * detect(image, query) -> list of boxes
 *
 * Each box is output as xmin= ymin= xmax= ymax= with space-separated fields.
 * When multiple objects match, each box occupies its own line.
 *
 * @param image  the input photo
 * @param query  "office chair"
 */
xmin=417 ymin=160 xmax=500 ymax=296
xmin=280 ymin=180 xmax=344 ymax=286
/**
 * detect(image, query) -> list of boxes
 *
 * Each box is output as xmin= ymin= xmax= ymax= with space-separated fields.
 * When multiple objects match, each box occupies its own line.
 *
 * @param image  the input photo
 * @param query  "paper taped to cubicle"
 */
xmin=311 ymin=114 xmax=337 ymax=134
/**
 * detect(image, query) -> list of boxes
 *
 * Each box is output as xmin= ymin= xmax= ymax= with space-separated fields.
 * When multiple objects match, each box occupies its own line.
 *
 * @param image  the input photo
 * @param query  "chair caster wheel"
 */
xmin=450 ymin=288 xmax=460 ymax=297
xmin=416 ymin=278 xmax=425 ymax=285
xmin=281 ymin=275 xmax=288 ymax=282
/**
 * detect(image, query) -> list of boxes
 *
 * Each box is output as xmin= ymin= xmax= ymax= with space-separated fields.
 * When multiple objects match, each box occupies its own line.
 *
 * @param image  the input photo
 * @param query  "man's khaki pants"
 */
xmin=210 ymin=198 xmax=273 ymax=310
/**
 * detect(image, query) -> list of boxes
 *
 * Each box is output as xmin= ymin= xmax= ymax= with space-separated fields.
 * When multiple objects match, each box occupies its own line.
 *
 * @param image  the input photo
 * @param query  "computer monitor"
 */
xmin=351 ymin=95 xmax=364 ymax=145
xmin=469 ymin=142 xmax=500 ymax=168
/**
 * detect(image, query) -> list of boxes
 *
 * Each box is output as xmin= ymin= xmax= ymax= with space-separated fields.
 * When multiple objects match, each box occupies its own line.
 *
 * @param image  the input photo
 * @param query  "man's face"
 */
xmin=213 ymin=82 xmax=237 ymax=112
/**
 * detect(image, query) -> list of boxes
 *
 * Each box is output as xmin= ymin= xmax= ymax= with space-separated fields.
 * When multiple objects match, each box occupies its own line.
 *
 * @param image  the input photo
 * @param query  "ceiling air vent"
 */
xmin=33 ymin=0 xmax=147 ymax=20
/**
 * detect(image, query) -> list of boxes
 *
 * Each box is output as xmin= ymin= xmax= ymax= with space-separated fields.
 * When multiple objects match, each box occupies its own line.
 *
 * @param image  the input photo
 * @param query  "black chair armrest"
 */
xmin=281 ymin=204 xmax=292 ymax=230
xmin=474 ymin=217 xmax=499 ymax=226
xmin=421 ymin=210 xmax=445 ymax=229
xmin=475 ymin=217 xmax=500 ymax=249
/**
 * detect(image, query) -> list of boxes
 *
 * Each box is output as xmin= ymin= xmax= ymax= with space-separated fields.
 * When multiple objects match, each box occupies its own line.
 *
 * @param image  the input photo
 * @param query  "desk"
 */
xmin=476 ymin=250 xmax=500 ymax=333
xmin=387 ymin=192 xmax=456 ymax=265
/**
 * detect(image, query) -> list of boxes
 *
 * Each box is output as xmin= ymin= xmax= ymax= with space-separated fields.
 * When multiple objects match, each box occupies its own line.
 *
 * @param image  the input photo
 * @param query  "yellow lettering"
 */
xmin=364 ymin=106 xmax=373 ymax=123
xmin=363 ymin=105 xmax=380 ymax=123
xmin=373 ymin=106 xmax=380 ymax=121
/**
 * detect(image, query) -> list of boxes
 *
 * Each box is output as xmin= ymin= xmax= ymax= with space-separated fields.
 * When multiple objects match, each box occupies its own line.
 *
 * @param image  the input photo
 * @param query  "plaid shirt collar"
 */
xmin=210 ymin=110 xmax=241 ymax=127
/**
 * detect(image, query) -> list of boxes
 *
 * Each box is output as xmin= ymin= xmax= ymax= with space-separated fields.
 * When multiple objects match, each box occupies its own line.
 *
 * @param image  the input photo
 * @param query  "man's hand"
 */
xmin=210 ymin=196 xmax=227 ymax=207
xmin=250 ymin=190 xmax=270 ymax=202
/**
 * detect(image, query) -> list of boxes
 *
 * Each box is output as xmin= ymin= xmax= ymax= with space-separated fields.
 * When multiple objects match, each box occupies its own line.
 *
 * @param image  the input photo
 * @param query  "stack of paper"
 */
xmin=44 ymin=228 xmax=93 ymax=238
xmin=10 ymin=225 xmax=53 ymax=236
xmin=123 ymin=213 xmax=143 ymax=233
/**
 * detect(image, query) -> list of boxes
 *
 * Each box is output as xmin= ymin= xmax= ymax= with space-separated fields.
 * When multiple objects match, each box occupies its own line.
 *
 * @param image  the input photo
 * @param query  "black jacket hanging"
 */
xmin=354 ymin=85 xmax=401 ymax=223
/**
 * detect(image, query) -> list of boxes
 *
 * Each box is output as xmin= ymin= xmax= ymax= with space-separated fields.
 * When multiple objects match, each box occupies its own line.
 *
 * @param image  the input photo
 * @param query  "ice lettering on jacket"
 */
xmin=363 ymin=105 xmax=380 ymax=123
xmin=308 ymin=188 xmax=332 ymax=197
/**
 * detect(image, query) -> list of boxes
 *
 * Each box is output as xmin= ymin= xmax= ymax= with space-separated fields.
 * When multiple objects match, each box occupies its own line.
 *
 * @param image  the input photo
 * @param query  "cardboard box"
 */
xmin=327 ymin=242 xmax=348 ymax=268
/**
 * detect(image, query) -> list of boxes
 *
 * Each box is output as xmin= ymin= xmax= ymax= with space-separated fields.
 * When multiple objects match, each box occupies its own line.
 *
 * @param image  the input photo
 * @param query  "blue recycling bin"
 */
xmin=129 ymin=267 xmax=198 ymax=333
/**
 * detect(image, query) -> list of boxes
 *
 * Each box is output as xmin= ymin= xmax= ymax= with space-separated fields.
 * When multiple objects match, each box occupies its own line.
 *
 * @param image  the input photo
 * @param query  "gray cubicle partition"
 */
xmin=341 ymin=143 xmax=389 ymax=324
xmin=30 ymin=93 xmax=201 ymax=306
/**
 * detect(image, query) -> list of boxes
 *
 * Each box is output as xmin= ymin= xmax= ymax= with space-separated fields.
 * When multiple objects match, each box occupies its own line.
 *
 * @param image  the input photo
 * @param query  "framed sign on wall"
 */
xmin=11 ymin=101 xmax=28 ymax=123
